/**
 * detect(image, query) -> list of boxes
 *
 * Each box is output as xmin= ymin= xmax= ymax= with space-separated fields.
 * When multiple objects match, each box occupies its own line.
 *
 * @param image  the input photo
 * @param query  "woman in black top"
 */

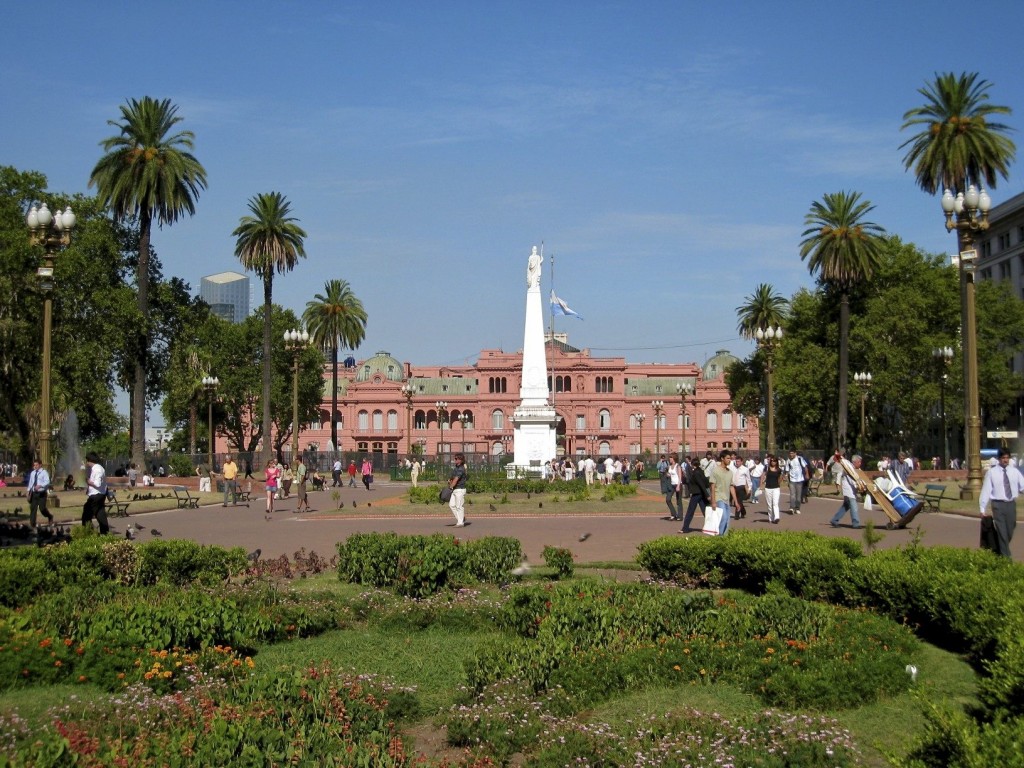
xmin=763 ymin=456 xmax=783 ymax=524
xmin=681 ymin=456 xmax=712 ymax=533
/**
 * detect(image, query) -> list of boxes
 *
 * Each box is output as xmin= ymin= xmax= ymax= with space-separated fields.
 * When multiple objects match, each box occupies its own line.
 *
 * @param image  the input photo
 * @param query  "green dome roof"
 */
xmin=355 ymin=351 xmax=405 ymax=382
xmin=702 ymin=349 xmax=740 ymax=382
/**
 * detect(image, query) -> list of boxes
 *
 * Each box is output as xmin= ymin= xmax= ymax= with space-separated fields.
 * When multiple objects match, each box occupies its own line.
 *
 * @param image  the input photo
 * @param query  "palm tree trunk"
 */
xmin=837 ymin=291 xmax=850 ymax=450
xmin=131 ymin=213 xmax=152 ymax=470
xmin=188 ymin=402 xmax=198 ymax=455
xmin=331 ymin=342 xmax=338 ymax=451
xmin=261 ymin=271 xmax=274 ymax=468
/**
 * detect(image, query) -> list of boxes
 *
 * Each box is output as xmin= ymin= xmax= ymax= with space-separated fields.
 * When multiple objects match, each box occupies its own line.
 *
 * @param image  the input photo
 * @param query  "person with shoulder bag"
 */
xmin=447 ymin=453 xmax=468 ymax=527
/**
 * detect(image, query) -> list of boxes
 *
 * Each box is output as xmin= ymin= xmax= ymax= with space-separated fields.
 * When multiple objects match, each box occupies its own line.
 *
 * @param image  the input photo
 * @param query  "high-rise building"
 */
xmin=200 ymin=271 xmax=250 ymax=323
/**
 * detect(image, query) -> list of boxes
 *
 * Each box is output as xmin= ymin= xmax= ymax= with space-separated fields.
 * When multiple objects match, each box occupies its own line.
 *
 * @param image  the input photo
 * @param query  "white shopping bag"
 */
xmin=863 ymin=493 xmax=872 ymax=511
xmin=702 ymin=503 xmax=723 ymax=535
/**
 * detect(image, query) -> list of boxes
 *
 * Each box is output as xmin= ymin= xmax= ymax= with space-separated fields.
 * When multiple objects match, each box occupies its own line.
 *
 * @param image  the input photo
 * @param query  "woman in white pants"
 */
xmin=763 ymin=456 xmax=783 ymax=524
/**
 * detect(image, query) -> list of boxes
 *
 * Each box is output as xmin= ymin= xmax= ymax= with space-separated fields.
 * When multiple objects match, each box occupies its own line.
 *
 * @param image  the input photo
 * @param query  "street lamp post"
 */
xmin=942 ymin=185 xmax=990 ymax=498
xmin=284 ymin=328 xmax=310 ymax=461
xmin=676 ymin=382 xmax=693 ymax=459
xmin=435 ymin=401 xmax=448 ymax=472
xmin=401 ymin=383 xmax=415 ymax=457
xmin=755 ymin=325 xmax=783 ymax=455
xmin=634 ymin=412 xmax=645 ymax=457
xmin=202 ymin=375 xmax=220 ymax=469
xmin=853 ymin=372 xmax=872 ymax=449
xmin=458 ymin=413 xmax=470 ymax=454
xmin=651 ymin=400 xmax=664 ymax=456
xmin=25 ymin=203 xmax=76 ymax=472
xmin=501 ymin=434 xmax=512 ymax=456
xmin=933 ymin=346 xmax=954 ymax=468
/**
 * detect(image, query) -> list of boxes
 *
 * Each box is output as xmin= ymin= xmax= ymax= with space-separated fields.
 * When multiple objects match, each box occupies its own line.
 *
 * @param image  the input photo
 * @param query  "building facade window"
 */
xmin=492 ymin=409 xmax=504 ymax=430
xmin=576 ymin=414 xmax=586 ymax=431
xmin=599 ymin=409 xmax=611 ymax=429
xmin=387 ymin=410 xmax=398 ymax=430
xmin=706 ymin=410 xmax=718 ymax=430
xmin=358 ymin=410 xmax=369 ymax=431
xmin=722 ymin=411 xmax=733 ymax=431
xmin=372 ymin=410 xmax=383 ymax=431
xmin=595 ymin=376 xmax=613 ymax=393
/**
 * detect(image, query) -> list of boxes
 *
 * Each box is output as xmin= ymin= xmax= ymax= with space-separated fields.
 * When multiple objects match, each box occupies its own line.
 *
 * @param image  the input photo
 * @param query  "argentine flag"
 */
xmin=550 ymin=290 xmax=583 ymax=320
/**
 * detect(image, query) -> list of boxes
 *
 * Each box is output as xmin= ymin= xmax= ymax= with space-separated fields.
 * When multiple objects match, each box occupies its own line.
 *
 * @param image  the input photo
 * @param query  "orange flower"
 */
xmin=39 ymin=638 xmax=52 ymax=649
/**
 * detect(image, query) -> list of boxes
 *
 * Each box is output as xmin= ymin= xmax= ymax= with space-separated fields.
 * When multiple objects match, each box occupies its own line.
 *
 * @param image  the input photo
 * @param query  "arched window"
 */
xmin=738 ymin=414 xmax=747 ymax=430
xmin=630 ymin=442 xmax=640 ymax=455
xmin=722 ymin=411 xmax=733 ymax=431
xmin=427 ymin=409 xmax=438 ymax=427
xmin=706 ymin=410 xmax=718 ymax=431
xmin=599 ymin=441 xmax=611 ymax=456
xmin=387 ymin=410 xmax=398 ymax=430
xmin=462 ymin=410 xmax=474 ymax=428
xmin=357 ymin=410 xmax=369 ymax=431
xmin=334 ymin=410 xmax=343 ymax=431
xmin=492 ymin=409 xmax=504 ymax=430
xmin=372 ymin=410 xmax=383 ymax=431
xmin=492 ymin=441 xmax=504 ymax=455
xmin=599 ymin=409 xmax=611 ymax=429
xmin=414 ymin=409 xmax=426 ymax=429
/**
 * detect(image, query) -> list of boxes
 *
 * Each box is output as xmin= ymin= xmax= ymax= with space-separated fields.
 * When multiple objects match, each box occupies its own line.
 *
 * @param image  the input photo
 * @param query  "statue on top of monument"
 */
xmin=526 ymin=245 xmax=542 ymax=289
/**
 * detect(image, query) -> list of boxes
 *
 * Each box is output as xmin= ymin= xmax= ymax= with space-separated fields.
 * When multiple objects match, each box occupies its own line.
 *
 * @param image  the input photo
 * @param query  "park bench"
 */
xmin=807 ymin=473 xmax=828 ymax=496
xmin=105 ymin=489 xmax=131 ymax=517
xmin=920 ymin=483 xmax=947 ymax=513
xmin=172 ymin=486 xmax=200 ymax=509
xmin=238 ymin=481 xmax=253 ymax=502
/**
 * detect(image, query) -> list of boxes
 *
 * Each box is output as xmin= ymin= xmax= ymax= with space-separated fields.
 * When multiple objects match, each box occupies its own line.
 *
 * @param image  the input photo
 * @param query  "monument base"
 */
xmin=512 ymin=405 xmax=558 ymax=471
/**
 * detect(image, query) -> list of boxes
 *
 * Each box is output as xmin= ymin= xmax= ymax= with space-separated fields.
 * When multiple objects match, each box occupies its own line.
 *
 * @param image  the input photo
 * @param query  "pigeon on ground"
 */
xmin=526 ymin=492 xmax=531 ymax=499
xmin=489 ymin=503 xmax=497 ymax=512
xmin=579 ymin=532 xmax=591 ymax=542
xmin=125 ymin=529 xmax=135 ymax=540
xmin=247 ymin=548 xmax=262 ymax=562
xmin=511 ymin=558 xmax=531 ymax=576
xmin=367 ymin=502 xmax=371 ymax=507
xmin=150 ymin=529 xmax=162 ymax=537
xmin=134 ymin=522 xmax=145 ymax=530
xmin=338 ymin=501 xmax=344 ymax=508
xmin=352 ymin=501 xmax=357 ymax=507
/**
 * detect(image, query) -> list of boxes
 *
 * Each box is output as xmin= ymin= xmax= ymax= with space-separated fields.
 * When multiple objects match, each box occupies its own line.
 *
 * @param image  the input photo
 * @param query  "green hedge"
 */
xmin=337 ymin=532 xmax=522 ymax=597
xmin=637 ymin=530 xmax=1024 ymax=765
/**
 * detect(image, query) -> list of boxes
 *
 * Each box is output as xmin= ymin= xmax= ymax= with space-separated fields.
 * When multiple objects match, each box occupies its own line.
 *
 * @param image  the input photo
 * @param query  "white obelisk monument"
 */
xmin=512 ymin=245 xmax=558 ymax=471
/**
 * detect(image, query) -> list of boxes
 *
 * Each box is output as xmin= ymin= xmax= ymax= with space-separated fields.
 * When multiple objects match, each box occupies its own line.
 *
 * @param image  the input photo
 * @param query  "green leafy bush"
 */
xmin=167 ymin=453 xmax=194 ymax=477
xmin=460 ymin=536 xmax=523 ymax=583
xmin=542 ymin=545 xmax=574 ymax=579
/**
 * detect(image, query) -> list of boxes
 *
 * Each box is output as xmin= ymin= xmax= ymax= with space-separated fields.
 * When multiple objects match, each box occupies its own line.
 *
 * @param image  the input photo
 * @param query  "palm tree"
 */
xmin=736 ymin=283 xmax=788 ymax=339
xmin=900 ymin=72 xmax=1015 ymax=197
xmin=89 ymin=97 xmax=207 ymax=468
xmin=233 ymin=192 xmax=307 ymax=466
xmin=901 ymin=72 xmax=1015 ymax=497
xmin=302 ymin=280 xmax=368 ymax=452
xmin=800 ymin=191 xmax=885 ymax=450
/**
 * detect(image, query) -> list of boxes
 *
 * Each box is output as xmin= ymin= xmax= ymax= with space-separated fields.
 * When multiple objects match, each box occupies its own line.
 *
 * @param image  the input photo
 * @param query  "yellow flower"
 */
xmin=673 ymin=665 xmax=681 ymax=671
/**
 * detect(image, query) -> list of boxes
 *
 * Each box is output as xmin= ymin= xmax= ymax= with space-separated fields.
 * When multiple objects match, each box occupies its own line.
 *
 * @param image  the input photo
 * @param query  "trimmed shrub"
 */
xmin=460 ymin=536 xmax=522 ymax=583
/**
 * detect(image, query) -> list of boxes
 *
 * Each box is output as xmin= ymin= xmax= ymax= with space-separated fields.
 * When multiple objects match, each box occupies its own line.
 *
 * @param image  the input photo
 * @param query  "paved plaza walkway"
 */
xmin=109 ymin=480 xmax=1023 ymax=563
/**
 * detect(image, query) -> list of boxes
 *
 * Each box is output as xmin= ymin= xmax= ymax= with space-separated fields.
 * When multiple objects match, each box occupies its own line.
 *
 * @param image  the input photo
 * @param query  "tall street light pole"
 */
xmin=933 ymin=346 xmax=954 ymax=468
xmin=651 ymin=400 xmax=664 ymax=456
xmin=942 ymin=185 xmax=990 ymax=499
xmin=435 ymin=401 xmax=448 ymax=474
xmin=458 ymin=413 xmax=470 ymax=454
xmin=755 ymin=325 xmax=783 ymax=455
xmin=676 ymin=382 xmax=693 ymax=459
xmin=202 ymin=375 xmax=220 ymax=469
xmin=25 ymin=203 xmax=76 ymax=473
xmin=635 ymin=412 xmax=645 ymax=457
xmin=854 ymin=372 xmax=872 ymax=450
xmin=284 ymin=328 xmax=310 ymax=462
xmin=401 ymin=383 xmax=414 ymax=457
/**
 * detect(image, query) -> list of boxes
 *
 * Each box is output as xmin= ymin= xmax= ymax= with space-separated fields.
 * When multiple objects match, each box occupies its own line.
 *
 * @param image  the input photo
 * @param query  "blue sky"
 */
xmin=5 ymin=1 xmax=1024 ymax=378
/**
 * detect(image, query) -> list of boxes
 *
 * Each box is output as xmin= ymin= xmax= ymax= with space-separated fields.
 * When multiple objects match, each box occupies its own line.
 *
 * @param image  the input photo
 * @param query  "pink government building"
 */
xmin=292 ymin=335 xmax=759 ymax=460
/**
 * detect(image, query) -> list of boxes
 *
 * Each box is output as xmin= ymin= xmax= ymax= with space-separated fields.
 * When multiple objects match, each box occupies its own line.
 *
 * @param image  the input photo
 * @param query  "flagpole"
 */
xmin=548 ymin=249 xmax=556 ymax=418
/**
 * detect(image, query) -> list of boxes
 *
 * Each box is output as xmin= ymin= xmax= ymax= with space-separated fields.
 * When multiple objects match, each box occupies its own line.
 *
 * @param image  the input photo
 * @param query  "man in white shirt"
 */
xmin=603 ymin=456 xmax=615 ymax=485
xmin=83 ymin=452 xmax=110 ymax=534
xmin=979 ymin=447 xmax=1024 ymax=558
xmin=731 ymin=458 xmax=751 ymax=519
xmin=583 ymin=456 xmax=596 ymax=486
xmin=786 ymin=449 xmax=808 ymax=514
xmin=27 ymin=459 xmax=54 ymax=528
